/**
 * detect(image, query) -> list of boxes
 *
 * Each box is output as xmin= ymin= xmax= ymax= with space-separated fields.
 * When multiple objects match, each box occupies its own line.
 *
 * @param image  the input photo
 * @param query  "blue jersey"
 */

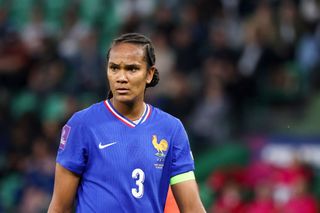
xmin=56 ymin=99 xmax=194 ymax=213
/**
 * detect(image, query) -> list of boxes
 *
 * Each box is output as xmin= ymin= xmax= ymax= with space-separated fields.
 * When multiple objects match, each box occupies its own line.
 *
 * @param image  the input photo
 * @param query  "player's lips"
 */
xmin=116 ymin=88 xmax=129 ymax=93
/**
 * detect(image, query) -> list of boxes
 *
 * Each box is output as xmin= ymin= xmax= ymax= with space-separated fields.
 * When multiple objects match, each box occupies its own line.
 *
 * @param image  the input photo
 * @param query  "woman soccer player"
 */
xmin=48 ymin=33 xmax=205 ymax=213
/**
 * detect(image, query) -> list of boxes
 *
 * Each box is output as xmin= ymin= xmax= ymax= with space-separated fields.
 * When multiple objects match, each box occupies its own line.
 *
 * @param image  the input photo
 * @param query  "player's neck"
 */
xmin=110 ymin=98 xmax=145 ymax=121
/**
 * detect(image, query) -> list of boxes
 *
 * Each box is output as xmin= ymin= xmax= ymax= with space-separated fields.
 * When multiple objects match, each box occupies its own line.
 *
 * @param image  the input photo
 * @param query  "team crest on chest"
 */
xmin=152 ymin=135 xmax=168 ymax=169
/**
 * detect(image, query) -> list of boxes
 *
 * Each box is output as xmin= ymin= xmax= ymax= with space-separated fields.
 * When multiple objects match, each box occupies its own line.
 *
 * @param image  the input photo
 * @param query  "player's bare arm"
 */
xmin=172 ymin=179 xmax=206 ymax=213
xmin=48 ymin=163 xmax=80 ymax=213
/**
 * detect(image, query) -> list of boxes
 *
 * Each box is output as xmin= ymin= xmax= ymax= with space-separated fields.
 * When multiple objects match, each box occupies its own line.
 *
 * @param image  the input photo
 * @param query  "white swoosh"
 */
xmin=99 ymin=142 xmax=117 ymax=149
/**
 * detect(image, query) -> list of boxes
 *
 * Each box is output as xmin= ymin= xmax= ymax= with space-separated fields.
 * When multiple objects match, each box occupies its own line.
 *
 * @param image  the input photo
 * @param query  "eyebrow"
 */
xmin=125 ymin=64 xmax=140 ymax=69
xmin=108 ymin=62 xmax=119 ymax=67
xmin=108 ymin=62 xmax=141 ymax=69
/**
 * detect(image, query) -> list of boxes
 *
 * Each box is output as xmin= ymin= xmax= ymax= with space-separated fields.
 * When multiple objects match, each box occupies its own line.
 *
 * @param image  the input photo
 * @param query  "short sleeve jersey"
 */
xmin=56 ymin=100 xmax=195 ymax=212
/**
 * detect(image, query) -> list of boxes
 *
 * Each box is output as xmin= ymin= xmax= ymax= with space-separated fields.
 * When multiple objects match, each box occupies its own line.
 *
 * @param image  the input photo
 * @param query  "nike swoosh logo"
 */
xmin=99 ymin=142 xmax=117 ymax=149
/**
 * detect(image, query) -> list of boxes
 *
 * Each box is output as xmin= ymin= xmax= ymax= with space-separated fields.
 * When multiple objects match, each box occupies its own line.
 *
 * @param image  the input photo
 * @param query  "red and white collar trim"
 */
xmin=104 ymin=99 xmax=151 ymax=127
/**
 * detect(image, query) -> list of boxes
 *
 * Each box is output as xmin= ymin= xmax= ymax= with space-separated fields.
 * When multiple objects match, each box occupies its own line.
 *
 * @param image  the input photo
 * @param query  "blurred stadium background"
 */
xmin=0 ymin=0 xmax=320 ymax=212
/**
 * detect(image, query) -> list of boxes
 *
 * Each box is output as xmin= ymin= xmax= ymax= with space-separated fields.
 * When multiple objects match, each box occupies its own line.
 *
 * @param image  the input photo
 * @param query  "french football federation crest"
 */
xmin=152 ymin=135 xmax=168 ymax=157
xmin=59 ymin=125 xmax=71 ymax=150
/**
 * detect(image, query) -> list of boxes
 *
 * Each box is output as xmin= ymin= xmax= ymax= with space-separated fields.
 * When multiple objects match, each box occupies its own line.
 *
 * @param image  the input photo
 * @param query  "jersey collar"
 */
xmin=104 ymin=99 xmax=151 ymax=128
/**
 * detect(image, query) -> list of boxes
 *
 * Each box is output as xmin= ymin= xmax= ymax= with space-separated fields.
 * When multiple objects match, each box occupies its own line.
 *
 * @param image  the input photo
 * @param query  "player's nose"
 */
xmin=116 ymin=70 xmax=128 ymax=83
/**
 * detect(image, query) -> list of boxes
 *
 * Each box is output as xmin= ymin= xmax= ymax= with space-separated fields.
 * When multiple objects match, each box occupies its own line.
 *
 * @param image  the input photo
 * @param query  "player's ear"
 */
xmin=146 ymin=66 xmax=155 ymax=84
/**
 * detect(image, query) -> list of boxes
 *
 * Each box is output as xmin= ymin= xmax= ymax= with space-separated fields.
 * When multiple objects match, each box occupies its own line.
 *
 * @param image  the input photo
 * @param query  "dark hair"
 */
xmin=106 ymin=33 xmax=159 ymax=99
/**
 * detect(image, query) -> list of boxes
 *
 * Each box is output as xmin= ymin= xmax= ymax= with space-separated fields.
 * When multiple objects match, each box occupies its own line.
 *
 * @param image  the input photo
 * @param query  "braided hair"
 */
xmin=106 ymin=33 xmax=160 ymax=99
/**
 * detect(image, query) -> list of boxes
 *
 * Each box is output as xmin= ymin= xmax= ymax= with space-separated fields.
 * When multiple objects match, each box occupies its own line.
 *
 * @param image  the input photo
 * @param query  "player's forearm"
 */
xmin=181 ymin=209 xmax=206 ymax=213
xmin=47 ymin=202 xmax=73 ymax=213
xmin=172 ymin=180 xmax=206 ymax=213
xmin=178 ymin=199 xmax=206 ymax=213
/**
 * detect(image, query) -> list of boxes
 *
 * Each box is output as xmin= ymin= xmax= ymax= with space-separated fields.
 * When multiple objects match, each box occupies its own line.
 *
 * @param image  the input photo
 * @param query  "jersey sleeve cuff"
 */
xmin=170 ymin=171 xmax=195 ymax=185
xmin=56 ymin=159 xmax=84 ymax=175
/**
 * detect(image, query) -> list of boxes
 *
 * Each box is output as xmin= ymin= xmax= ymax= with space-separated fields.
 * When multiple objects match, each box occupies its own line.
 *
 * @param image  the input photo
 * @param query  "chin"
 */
xmin=114 ymin=95 xmax=135 ymax=104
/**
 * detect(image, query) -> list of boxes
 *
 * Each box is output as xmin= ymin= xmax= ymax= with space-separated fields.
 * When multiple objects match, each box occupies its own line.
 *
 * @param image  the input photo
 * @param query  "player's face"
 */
xmin=107 ymin=43 xmax=154 ymax=104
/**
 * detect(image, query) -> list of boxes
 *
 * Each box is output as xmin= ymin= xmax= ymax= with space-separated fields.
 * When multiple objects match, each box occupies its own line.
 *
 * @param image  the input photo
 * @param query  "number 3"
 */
xmin=131 ymin=168 xmax=145 ymax=198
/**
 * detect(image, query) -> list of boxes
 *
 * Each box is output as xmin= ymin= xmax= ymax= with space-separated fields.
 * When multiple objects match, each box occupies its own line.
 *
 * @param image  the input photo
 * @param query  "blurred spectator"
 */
xmin=243 ymin=161 xmax=275 ymax=188
xmin=152 ymin=5 xmax=176 ymax=39
xmin=27 ymin=59 xmax=67 ymax=95
xmin=246 ymin=181 xmax=277 ymax=213
xmin=210 ymin=181 xmax=246 ymax=213
xmin=189 ymin=56 xmax=232 ymax=146
xmin=20 ymin=7 xmax=48 ymax=56
xmin=273 ymin=156 xmax=312 ymax=205
xmin=276 ymin=0 xmax=301 ymax=61
xmin=296 ymin=23 xmax=320 ymax=73
xmin=281 ymin=178 xmax=318 ymax=213
xmin=58 ymin=7 xmax=89 ymax=61
xmin=156 ymin=71 xmax=196 ymax=124
xmin=18 ymin=186 xmax=51 ymax=213
xmin=148 ymin=32 xmax=176 ymax=98
xmin=0 ymin=29 xmax=28 ymax=89
xmin=171 ymin=25 xmax=199 ymax=74
xmin=71 ymin=30 xmax=105 ymax=94
xmin=115 ymin=0 xmax=156 ymax=23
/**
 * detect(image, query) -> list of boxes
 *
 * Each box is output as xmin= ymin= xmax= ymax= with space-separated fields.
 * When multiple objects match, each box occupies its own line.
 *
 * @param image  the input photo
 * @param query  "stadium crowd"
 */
xmin=0 ymin=0 xmax=320 ymax=212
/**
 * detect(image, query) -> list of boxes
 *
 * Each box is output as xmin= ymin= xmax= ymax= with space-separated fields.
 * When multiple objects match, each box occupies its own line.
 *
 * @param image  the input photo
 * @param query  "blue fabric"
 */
xmin=56 ymin=100 xmax=194 ymax=212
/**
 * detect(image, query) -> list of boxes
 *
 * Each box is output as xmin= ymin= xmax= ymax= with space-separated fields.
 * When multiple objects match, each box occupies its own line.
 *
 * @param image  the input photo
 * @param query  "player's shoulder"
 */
xmin=67 ymin=101 xmax=104 ymax=126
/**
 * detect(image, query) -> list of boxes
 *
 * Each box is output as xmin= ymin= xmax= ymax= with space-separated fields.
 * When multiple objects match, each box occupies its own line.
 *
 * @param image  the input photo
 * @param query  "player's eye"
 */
xmin=129 ymin=67 xmax=137 ymax=72
xmin=127 ymin=65 xmax=139 ymax=72
xmin=109 ymin=65 xmax=119 ymax=72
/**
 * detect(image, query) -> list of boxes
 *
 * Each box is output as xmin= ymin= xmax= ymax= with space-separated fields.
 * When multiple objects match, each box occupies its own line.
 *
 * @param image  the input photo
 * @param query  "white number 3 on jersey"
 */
xmin=131 ymin=168 xmax=145 ymax=198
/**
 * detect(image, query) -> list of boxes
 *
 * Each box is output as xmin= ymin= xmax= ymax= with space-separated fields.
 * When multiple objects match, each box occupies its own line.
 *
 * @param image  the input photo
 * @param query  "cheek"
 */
xmin=131 ymin=75 xmax=148 ymax=89
xmin=107 ymin=73 xmax=115 ymax=87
